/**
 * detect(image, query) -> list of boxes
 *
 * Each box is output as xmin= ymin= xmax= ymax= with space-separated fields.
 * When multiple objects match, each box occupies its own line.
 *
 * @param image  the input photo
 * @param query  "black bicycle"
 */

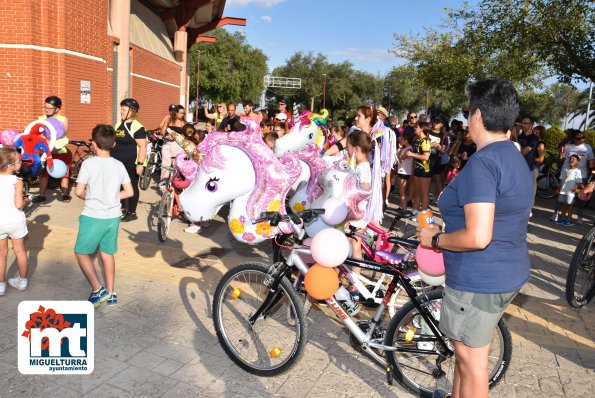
xmin=139 ymin=130 xmax=163 ymax=191
xmin=536 ymin=161 xmax=560 ymax=199
xmin=566 ymin=225 xmax=595 ymax=308
xmin=212 ymin=210 xmax=512 ymax=396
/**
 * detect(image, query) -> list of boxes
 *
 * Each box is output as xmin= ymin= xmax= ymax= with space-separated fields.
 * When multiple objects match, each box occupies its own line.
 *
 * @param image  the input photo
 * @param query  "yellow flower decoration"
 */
xmin=292 ymin=202 xmax=305 ymax=213
xmin=230 ymin=218 xmax=245 ymax=235
xmin=255 ymin=221 xmax=273 ymax=236
xmin=267 ymin=199 xmax=281 ymax=212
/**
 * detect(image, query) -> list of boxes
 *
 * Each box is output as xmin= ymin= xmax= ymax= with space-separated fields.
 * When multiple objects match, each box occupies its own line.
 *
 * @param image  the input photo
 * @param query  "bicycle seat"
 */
xmin=374 ymin=251 xmax=405 ymax=265
xmin=70 ymin=140 xmax=90 ymax=147
xmin=385 ymin=208 xmax=414 ymax=219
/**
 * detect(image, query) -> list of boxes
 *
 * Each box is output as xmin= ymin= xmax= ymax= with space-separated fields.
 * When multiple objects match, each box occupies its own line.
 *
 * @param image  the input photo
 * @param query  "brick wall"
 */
xmin=130 ymin=45 xmax=181 ymax=130
xmin=0 ymin=0 xmax=184 ymax=140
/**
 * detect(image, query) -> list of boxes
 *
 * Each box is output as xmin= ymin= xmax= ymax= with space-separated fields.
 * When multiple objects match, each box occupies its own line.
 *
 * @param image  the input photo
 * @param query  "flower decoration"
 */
xmin=230 ymin=218 xmax=245 ymax=235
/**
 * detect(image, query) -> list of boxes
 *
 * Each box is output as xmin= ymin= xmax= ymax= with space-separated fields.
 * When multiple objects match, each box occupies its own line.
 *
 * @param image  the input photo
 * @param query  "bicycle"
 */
xmin=140 ymin=129 xmax=163 ymax=191
xmin=566 ymin=225 xmax=595 ymax=308
xmin=212 ymin=210 xmax=512 ymax=396
xmin=156 ymin=165 xmax=188 ymax=242
xmin=536 ymin=161 xmax=560 ymax=199
xmin=273 ymin=208 xmax=423 ymax=318
xmin=68 ymin=140 xmax=95 ymax=183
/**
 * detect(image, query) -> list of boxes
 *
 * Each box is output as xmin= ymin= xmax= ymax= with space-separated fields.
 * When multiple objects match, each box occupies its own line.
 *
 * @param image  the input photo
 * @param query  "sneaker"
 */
xmin=88 ymin=286 xmax=109 ymax=307
xmin=577 ymin=217 xmax=584 ymax=225
xmin=0 ymin=282 xmax=5 ymax=296
xmin=554 ymin=218 xmax=564 ymax=225
xmin=432 ymin=388 xmax=451 ymax=398
xmin=561 ymin=218 xmax=574 ymax=227
xmin=184 ymin=224 xmax=202 ymax=234
xmin=61 ymin=194 xmax=72 ymax=203
xmin=106 ymin=292 xmax=118 ymax=306
xmin=121 ymin=212 xmax=138 ymax=222
xmin=32 ymin=196 xmax=46 ymax=204
xmin=8 ymin=277 xmax=27 ymax=291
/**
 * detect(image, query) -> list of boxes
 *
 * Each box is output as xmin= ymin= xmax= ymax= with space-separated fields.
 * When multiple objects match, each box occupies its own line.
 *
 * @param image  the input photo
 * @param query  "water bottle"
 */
xmin=335 ymin=286 xmax=361 ymax=316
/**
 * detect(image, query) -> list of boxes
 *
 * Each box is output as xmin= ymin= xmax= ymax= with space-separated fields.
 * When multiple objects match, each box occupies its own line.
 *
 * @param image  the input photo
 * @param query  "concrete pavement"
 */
xmin=0 ymin=185 xmax=593 ymax=397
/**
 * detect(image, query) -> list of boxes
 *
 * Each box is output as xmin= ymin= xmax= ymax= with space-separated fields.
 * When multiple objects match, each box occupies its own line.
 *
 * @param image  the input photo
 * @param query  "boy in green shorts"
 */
xmin=74 ymin=124 xmax=133 ymax=306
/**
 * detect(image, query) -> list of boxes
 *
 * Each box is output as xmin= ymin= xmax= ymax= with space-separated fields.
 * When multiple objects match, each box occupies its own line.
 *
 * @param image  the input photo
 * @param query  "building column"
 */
xmin=174 ymin=30 xmax=188 ymax=112
xmin=110 ymin=0 xmax=131 ymax=105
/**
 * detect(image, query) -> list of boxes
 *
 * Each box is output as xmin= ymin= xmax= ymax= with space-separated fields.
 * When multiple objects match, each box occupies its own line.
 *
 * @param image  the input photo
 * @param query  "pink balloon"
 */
xmin=0 ymin=129 xmax=19 ymax=146
xmin=321 ymin=197 xmax=349 ymax=225
xmin=175 ymin=152 xmax=198 ymax=182
xmin=310 ymin=227 xmax=350 ymax=267
xmin=416 ymin=246 xmax=445 ymax=276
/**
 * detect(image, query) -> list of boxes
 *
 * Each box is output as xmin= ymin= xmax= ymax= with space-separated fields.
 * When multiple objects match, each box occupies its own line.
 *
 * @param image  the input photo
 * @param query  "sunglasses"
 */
xmin=409 ymin=116 xmax=417 ymax=119
xmin=575 ymin=136 xmax=585 ymax=140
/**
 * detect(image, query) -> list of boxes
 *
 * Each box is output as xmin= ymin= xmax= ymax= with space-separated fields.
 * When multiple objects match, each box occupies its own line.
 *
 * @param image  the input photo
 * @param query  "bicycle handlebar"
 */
xmin=69 ymin=140 xmax=91 ymax=147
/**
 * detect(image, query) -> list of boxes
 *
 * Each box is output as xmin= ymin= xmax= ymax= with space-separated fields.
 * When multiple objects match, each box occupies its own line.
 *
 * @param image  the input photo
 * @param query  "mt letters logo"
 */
xmin=18 ymin=301 xmax=94 ymax=374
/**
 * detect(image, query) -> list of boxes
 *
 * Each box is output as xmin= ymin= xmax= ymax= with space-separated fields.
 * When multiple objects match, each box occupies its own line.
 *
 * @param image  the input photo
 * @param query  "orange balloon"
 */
xmin=304 ymin=264 xmax=339 ymax=300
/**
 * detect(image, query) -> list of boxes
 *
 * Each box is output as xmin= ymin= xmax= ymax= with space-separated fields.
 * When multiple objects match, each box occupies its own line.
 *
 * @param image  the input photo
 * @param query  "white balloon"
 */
xmin=311 ymin=227 xmax=350 ymax=267
xmin=418 ymin=269 xmax=445 ymax=287
xmin=321 ymin=197 xmax=349 ymax=225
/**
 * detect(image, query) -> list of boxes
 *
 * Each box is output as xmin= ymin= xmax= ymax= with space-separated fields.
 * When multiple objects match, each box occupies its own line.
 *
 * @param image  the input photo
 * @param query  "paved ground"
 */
xmin=0 ymin=184 xmax=593 ymax=397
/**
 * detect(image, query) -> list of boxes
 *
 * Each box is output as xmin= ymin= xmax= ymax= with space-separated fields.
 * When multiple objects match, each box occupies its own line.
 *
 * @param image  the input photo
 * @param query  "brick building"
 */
xmin=0 ymin=0 xmax=244 ymax=139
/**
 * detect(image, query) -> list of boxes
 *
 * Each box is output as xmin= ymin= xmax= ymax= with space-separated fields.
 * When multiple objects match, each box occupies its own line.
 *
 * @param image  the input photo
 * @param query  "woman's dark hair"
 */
xmin=182 ymin=124 xmax=195 ymax=140
xmin=92 ymin=124 xmax=116 ymax=150
xmin=465 ymin=79 xmax=519 ymax=133
xmin=347 ymin=130 xmax=373 ymax=154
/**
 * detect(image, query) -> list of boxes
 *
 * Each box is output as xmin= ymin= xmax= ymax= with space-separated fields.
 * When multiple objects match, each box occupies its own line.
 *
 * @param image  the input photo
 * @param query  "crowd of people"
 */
xmin=0 ymin=81 xmax=593 ymax=397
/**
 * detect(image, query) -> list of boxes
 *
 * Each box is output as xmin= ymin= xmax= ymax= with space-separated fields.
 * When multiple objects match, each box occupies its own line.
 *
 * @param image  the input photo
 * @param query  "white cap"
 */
xmin=276 ymin=113 xmax=287 ymax=121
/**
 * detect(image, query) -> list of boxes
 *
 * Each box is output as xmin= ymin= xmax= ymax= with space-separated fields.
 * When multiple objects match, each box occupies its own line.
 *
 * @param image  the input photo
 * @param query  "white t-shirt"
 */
xmin=397 ymin=146 xmax=413 ymax=175
xmin=562 ymin=143 xmax=594 ymax=177
xmin=355 ymin=161 xmax=371 ymax=186
xmin=77 ymin=157 xmax=131 ymax=219
xmin=559 ymin=168 xmax=582 ymax=195
xmin=0 ymin=175 xmax=26 ymax=224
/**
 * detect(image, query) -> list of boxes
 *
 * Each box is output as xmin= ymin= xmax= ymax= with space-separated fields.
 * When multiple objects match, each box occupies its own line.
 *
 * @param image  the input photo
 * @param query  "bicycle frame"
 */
xmin=251 ymin=247 xmax=454 ymax=368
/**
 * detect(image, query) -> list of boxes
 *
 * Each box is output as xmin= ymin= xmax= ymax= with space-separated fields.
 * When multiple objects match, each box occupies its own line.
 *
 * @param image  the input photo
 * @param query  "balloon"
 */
xmin=304 ymin=264 xmax=339 ymax=300
xmin=175 ymin=152 xmax=198 ymax=182
xmin=418 ymin=269 xmax=445 ymax=287
xmin=45 ymin=117 xmax=66 ymax=139
xmin=304 ymin=217 xmax=331 ymax=238
xmin=0 ymin=129 xmax=19 ymax=147
xmin=311 ymin=227 xmax=350 ymax=267
xmin=47 ymin=159 xmax=67 ymax=178
xmin=416 ymin=246 xmax=445 ymax=276
xmin=321 ymin=197 xmax=349 ymax=225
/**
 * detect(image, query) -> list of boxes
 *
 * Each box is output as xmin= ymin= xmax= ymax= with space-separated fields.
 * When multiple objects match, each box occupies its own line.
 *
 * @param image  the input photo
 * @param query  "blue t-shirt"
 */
xmin=438 ymin=140 xmax=533 ymax=293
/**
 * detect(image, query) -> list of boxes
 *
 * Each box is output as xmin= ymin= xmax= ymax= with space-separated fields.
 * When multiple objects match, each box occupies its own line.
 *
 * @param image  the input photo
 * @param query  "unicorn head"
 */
xmin=179 ymin=119 xmax=302 ymax=244
xmin=274 ymin=109 xmax=328 ymax=157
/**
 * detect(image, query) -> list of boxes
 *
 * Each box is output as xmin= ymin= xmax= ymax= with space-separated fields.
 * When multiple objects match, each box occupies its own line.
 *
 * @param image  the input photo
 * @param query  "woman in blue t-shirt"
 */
xmin=417 ymin=80 xmax=533 ymax=398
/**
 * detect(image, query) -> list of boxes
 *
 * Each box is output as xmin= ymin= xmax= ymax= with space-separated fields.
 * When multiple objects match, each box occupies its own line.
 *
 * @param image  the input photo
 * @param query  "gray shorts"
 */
xmin=439 ymin=285 xmax=518 ymax=348
xmin=0 ymin=222 xmax=28 ymax=240
xmin=558 ymin=193 xmax=575 ymax=205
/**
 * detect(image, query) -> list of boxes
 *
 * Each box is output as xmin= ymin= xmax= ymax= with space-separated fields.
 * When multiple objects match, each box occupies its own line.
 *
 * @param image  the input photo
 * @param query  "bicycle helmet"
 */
xmin=45 ymin=96 xmax=62 ymax=109
xmin=120 ymin=98 xmax=140 ymax=111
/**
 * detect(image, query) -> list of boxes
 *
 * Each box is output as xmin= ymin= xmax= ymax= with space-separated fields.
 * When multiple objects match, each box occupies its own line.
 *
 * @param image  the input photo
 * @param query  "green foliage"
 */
xmin=518 ymin=84 xmax=580 ymax=126
xmin=542 ymin=126 xmax=565 ymax=163
xmin=585 ymin=129 xmax=595 ymax=150
xmin=189 ymin=29 xmax=268 ymax=104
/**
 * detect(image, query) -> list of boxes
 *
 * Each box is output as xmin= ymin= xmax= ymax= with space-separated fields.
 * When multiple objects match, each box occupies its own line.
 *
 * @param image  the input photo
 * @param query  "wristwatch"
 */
xmin=431 ymin=232 xmax=443 ymax=249
xmin=135 ymin=161 xmax=144 ymax=166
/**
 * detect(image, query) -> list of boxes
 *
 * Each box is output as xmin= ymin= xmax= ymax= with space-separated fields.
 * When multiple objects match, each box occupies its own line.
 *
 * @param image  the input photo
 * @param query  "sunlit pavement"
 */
xmin=0 ymin=185 xmax=592 ymax=397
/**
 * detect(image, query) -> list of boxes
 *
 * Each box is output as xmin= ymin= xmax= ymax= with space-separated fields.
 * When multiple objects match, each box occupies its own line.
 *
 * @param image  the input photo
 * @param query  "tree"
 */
xmin=518 ymin=83 xmax=580 ymax=127
xmin=271 ymin=51 xmax=382 ymax=121
xmin=447 ymin=0 xmax=595 ymax=83
xmin=189 ymin=29 xmax=268 ymax=105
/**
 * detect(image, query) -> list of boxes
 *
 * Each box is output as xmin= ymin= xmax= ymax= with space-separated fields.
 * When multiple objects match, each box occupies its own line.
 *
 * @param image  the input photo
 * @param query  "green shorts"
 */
xmin=74 ymin=215 xmax=121 ymax=255
xmin=439 ymin=285 xmax=518 ymax=348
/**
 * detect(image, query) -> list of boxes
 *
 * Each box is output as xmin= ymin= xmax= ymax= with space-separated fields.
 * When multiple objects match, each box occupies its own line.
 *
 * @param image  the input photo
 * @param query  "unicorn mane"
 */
xmin=197 ymin=119 xmax=301 ymax=219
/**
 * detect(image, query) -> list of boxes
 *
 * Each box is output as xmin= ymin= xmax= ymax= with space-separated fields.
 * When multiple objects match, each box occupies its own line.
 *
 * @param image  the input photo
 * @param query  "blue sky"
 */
xmin=224 ymin=0 xmax=469 ymax=76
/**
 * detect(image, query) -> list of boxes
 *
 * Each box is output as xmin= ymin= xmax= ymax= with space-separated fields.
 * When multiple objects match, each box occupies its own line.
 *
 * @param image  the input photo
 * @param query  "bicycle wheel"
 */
xmin=212 ymin=262 xmax=308 ymax=376
xmin=70 ymin=154 xmax=93 ymax=184
xmin=384 ymin=291 xmax=512 ymax=396
xmin=157 ymin=190 xmax=172 ymax=242
xmin=387 ymin=274 xmax=427 ymax=319
xmin=139 ymin=152 xmax=155 ymax=191
xmin=566 ymin=226 xmax=595 ymax=308
xmin=536 ymin=172 xmax=559 ymax=199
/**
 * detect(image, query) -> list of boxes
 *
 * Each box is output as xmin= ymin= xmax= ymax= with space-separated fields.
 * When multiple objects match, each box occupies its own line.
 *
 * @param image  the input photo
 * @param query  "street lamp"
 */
xmin=322 ymin=73 xmax=327 ymax=110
